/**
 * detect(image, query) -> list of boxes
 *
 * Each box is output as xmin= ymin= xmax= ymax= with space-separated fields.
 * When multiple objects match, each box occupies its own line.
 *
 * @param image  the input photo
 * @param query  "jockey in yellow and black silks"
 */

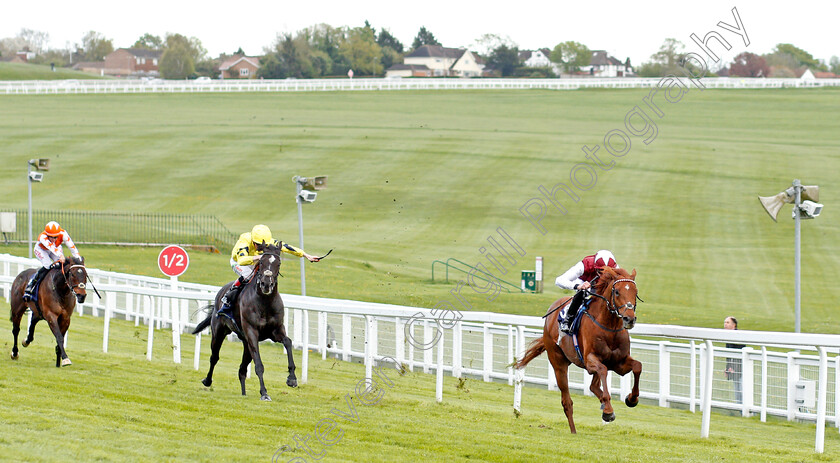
xmin=217 ymin=224 xmax=320 ymax=328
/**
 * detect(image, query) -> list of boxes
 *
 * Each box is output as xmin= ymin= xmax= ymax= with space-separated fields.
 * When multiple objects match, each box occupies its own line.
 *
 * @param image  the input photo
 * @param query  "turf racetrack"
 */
xmin=0 ymin=88 xmax=839 ymax=461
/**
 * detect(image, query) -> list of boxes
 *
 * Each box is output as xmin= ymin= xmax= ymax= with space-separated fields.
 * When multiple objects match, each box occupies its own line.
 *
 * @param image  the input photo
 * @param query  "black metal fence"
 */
xmin=1 ymin=210 xmax=237 ymax=250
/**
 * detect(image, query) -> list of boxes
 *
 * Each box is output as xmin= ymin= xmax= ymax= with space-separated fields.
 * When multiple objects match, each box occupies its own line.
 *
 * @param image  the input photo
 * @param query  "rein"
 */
xmin=583 ymin=277 xmax=640 ymax=333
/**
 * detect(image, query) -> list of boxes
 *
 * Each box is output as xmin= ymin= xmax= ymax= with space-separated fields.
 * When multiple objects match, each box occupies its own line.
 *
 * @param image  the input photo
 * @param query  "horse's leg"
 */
xmin=23 ymin=311 xmax=40 ymax=347
xmin=238 ymin=346 xmax=253 ymax=396
xmin=202 ymin=324 xmax=227 ymax=387
xmin=586 ymin=354 xmax=614 ymax=422
xmin=10 ymin=305 xmax=23 ymax=360
xmin=46 ymin=314 xmax=70 ymax=367
xmin=243 ymin=328 xmax=270 ymax=401
xmin=616 ymin=355 xmax=643 ymax=407
xmin=547 ymin=348 xmax=576 ymax=434
xmin=274 ymin=326 xmax=297 ymax=388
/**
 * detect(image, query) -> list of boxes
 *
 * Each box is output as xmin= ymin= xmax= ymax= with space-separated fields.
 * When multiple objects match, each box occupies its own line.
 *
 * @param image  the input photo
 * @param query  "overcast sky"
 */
xmin=4 ymin=1 xmax=838 ymax=67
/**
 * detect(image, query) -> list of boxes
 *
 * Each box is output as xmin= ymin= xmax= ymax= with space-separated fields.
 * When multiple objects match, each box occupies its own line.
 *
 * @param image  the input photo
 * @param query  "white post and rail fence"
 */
xmin=1 ymin=253 xmax=838 ymax=452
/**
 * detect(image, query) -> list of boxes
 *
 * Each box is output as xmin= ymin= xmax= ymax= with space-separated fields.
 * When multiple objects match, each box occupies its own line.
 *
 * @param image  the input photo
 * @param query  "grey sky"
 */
xmin=4 ymin=1 xmax=838 ymax=67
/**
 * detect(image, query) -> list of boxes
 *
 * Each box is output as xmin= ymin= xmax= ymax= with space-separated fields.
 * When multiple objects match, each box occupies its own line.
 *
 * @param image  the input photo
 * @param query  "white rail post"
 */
xmin=835 ymin=355 xmax=840 ymax=431
xmin=513 ymin=325 xmax=526 ymax=413
xmin=816 ymin=346 xmax=828 ymax=453
xmin=102 ymin=290 xmax=112 ymax=353
xmin=742 ymin=347 xmax=754 ymax=416
xmin=364 ymin=315 xmax=373 ymax=382
xmin=787 ymin=352 xmax=799 ymax=421
xmin=483 ymin=322 xmax=493 ymax=382
xmin=761 ymin=346 xmax=768 ymax=422
xmin=318 ymin=311 xmax=326 ymax=360
xmin=193 ymin=332 xmax=201 ymax=370
xmin=342 ymin=314 xmax=351 ymax=362
xmin=690 ymin=340 xmax=697 ymax=413
xmin=507 ymin=325 xmax=514 ymax=386
xmin=422 ymin=320 xmax=432 ymax=374
xmin=395 ymin=317 xmax=405 ymax=367
xmin=436 ymin=330 xmax=444 ymax=403
xmin=659 ymin=341 xmax=670 ymax=407
xmin=452 ymin=321 xmax=463 ymax=378
xmin=301 ymin=310 xmax=309 ymax=384
xmin=146 ymin=295 xmax=155 ymax=361
xmin=171 ymin=277 xmax=181 ymax=364
xmin=701 ymin=340 xmax=714 ymax=438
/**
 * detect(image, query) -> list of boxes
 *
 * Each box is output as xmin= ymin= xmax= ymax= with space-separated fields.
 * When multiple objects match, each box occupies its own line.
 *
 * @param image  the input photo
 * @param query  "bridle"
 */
xmin=254 ymin=251 xmax=281 ymax=294
xmin=588 ymin=278 xmax=642 ymax=318
xmin=61 ymin=261 xmax=87 ymax=293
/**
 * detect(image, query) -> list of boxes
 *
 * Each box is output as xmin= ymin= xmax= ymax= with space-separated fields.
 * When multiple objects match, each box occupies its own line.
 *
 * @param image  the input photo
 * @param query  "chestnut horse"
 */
xmin=192 ymin=243 xmax=296 ymax=401
xmin=515 ymin=266 xmax=642 ymax=433
xmin=9 ymin=256 xmax=88 ymax=367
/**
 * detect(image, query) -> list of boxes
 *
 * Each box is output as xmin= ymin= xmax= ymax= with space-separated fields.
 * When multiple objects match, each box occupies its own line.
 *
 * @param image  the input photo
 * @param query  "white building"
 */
xmin=396 ymin=45 xmax=484 ymax=77
xmin=580 ymin=50 xmax=633 ymax=77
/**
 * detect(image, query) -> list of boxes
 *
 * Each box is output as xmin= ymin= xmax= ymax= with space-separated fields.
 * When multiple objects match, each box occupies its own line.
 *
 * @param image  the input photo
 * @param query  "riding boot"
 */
xmin=23 ymin=266 xmax=50 ymax=301
xmin=218 ymin=277 xmax=246 ymax=322
xmin=560 ymin=291 xmax=586 ymax=334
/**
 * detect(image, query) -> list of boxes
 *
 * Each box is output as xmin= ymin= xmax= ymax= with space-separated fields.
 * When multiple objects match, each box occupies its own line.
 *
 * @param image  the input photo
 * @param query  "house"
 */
xmin=520 ymin=49 xmax=553 ymax=68
xmin=384 ymin=64 xmax=432 ymax=78
xmin=580 ymin=50 xmax=633 ymax=77
xmin=0 ymin=51 xmax=33 ymax=63
xmin=400 ymin=45 xmax=483 ymax=77
xmin=71 ymin=61 xmax=106 ymax=76
xmin=814 ymin=71 xmax=837 ymax=79
xmin=219 ymin=55 xmax=260 ymax=79
xmin=104 ymin=48 xmax=162 ymax=77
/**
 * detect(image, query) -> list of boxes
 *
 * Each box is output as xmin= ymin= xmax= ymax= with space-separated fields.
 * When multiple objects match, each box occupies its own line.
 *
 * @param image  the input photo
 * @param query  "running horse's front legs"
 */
xmin=586 ymin=353 xmax=614 ymax=422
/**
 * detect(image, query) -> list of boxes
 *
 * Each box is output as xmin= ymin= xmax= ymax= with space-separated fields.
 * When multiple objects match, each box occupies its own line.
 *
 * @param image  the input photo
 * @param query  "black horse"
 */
xmin=192 ymin=243 xmax=297 ymax=401
xmin=9 ymin=256 xmax=88 ymax=367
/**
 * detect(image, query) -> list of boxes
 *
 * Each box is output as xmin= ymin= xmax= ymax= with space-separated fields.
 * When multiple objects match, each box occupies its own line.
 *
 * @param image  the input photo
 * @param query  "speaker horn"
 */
xmin=801 ymin=185 xmax=819 ymax=203
xmin=758 ymin=193 xmax=788 ymax=222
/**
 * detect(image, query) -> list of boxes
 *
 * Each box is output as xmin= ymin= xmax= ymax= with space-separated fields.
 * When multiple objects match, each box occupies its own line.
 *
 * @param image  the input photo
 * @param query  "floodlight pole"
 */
xmin=27 ymin=161 xmax=33 ymax=258
xmin=295 ymin=178 xmax=306 ymax=296
xmin=793 ymin=179 xmax=801 ymax=333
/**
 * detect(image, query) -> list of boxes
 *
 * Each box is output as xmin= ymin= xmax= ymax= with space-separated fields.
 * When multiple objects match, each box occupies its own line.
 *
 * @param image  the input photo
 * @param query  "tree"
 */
xmin=728 ymin=52 xmax=769 ymax=77
xmin=831 ymin=56 xmax=840 ymax=75
xmin=635 ymin=38 xmax=687 ymax=77
xmin=160 ymin=42 xmax=195 ymax=79
xmin=550 ymin=41 xmax=591 ymax=73
xmin=301 ymin=23 xmax=348 ymax=75
xmin=470 ymin=33 xmax=515 ymax=59
xmin=411 ymin=26 xmax=440 ymax=50
xmin=340 ymin=24 xmax=383 ymax=75
xmin=234 ymin=47 xmax=245 ymax=56
xmin=80 ymin=31 xmax=114 ymax=61
xmin=772 ymin=43 xmax=823 ymax=70
xmin=376 ymin=28 xmax=403 ymax=54
xmin=133 ymin=33 xmax=163 ymax=50
xmin=258 ymin=33 xmax=323 ymax=79
xmin=487 ymin=44 xmax=520 ymax=77
xmin=18 ymin=29 xmax=50 ymax=54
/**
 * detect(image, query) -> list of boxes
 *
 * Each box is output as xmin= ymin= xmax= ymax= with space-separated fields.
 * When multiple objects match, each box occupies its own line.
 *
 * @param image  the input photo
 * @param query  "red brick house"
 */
xmin=104 ymin=48 xmax=162 ymax=77
xmin=219 ymin=55 xmax=260 ymax=79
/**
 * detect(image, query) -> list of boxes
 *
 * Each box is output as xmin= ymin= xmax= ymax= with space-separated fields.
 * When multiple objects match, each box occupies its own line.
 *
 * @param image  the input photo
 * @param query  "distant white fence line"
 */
xmin=1 ymin=253 xmax=838 ymax=452
xmin=1 ymin=77 xmax=839 ymax=95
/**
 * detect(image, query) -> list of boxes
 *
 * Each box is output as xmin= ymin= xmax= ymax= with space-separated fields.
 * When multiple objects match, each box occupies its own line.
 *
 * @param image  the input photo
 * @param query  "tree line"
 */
xmin=2 ymin=26 xmax=837 ymax=79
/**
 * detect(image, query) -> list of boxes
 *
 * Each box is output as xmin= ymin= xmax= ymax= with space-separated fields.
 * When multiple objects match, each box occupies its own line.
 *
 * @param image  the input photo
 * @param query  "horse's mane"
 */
xmin=593 ymin=267 xmax=634 ymax=294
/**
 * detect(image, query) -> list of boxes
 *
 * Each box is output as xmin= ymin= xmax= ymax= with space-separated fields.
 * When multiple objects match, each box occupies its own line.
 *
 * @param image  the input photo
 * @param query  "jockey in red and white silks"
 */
xmin=555 ymin=250 xmax=619 ymax=334
xmin=555 ymin=250 xmax=619 ymax=291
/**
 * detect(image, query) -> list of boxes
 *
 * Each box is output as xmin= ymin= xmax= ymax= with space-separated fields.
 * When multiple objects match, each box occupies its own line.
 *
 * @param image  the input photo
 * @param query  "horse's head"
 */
xmin=64 ymin=256 xmax=88 ymax=304
xmin=595 ymin=267 xmax=638 ymax=329
xmin=254 ymin=244 xmax=281 ymax=296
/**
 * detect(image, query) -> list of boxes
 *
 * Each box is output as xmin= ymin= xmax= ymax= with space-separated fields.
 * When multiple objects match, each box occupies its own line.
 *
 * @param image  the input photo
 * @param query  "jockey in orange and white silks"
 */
xmin=555 ymin=250 xmax=619 ymax=334
xmin=24 ymin=221 xmax=81 ymax=301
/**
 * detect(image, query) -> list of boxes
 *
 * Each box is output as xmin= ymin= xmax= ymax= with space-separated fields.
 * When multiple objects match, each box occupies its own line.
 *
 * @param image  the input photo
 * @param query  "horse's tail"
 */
xmin=514 ymin=337 xmax=546 ymax=369
xmin=191 ymin=304 xmax=214 ymax=334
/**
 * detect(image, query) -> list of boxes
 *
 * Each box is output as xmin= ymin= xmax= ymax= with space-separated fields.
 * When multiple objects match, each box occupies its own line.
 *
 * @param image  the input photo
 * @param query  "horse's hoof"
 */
xmin=602 ymin=412 xmax=616 ymax=423
xmin=61 ymin=358 xmax=72 ymax=367
xmin=286 ymin=378 xmax=298 ymax=388
xmin=201 ymin=378 xmax=212 ymax=387
xmin=625 ymin=396 xmax=638 ymax=408
xmin=260 ymin=394 xmax=272 ymax=401
xmin=22 ymin=341 xmax=29 ymax=348
xmin=10 ymin=351 xmax=18 ymax=360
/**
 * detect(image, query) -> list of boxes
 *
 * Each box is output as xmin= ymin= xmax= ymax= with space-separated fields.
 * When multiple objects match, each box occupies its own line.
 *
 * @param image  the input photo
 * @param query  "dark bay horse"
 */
xmin=9 ymin=256 xmax=88 ymax=367
xmin=515 ymin=266 xmax=642 ymax=433
xmin=192 ymin=243 xmax=296 ymax=401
